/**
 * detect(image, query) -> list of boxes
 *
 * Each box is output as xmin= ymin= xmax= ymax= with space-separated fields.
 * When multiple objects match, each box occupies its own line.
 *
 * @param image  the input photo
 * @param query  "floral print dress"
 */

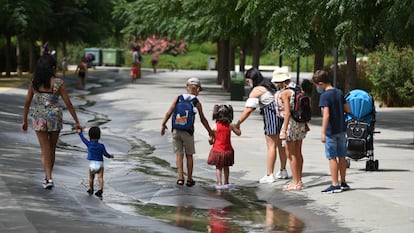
xmin=32 ymin=78 xmax=63 ymax=132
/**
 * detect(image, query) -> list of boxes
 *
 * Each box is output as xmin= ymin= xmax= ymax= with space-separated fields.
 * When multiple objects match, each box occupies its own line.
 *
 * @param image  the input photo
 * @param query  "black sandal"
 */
xmin=176 ymin=179 xmax=184 ymax=185
xmin=186 ymin=179 xmax=195 ymax=187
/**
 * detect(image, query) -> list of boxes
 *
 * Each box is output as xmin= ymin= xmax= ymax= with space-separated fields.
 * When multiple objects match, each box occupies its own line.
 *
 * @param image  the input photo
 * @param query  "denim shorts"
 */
xmin=325 ymin=132 xmax=347 ymax=159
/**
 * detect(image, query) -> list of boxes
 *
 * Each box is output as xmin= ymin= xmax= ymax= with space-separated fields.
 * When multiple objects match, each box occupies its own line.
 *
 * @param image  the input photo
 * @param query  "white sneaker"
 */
xmin=259 ymin=174 xmax=275 ymax=184
xmin=275 ymin=169 xmax=289 ymax=179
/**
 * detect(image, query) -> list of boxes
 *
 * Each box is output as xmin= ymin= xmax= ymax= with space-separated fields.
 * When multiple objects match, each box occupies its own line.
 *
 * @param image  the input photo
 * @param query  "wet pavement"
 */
xmin=0 ymin=68 xmax=413 ymax=233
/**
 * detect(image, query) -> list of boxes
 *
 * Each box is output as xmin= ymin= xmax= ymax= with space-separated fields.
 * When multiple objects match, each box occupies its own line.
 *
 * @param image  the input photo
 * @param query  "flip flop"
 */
xmin=176 ymin=179 xmax=184 ymax=185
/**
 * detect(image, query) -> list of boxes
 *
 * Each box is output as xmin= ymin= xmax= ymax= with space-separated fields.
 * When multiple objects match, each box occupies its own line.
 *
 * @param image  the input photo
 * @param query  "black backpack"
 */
xmin=289 ymin=86 xmax=311 ymax=123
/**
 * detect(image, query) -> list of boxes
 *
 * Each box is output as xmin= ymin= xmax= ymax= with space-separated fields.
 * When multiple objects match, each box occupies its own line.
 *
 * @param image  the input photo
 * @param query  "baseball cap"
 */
xmin=187 ymin=77 xmax=203 ymax=90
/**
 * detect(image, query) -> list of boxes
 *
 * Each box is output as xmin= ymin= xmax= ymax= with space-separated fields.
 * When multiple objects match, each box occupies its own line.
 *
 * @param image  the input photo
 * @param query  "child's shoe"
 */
xmin=87 ymin=188 xmax=94 ymax=195
xmin=95 ymin=189 xmax=103 ymax=198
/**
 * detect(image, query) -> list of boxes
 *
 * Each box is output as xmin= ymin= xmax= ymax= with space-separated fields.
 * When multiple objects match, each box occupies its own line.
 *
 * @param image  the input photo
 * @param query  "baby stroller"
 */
xmin=345 ymin=89 xmax=379 ymax=171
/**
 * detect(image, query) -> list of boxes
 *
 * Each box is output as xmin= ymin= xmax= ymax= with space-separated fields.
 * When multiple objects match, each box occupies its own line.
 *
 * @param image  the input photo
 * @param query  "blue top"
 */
xmin=319 ymin=88 xmax=347 ymax=136
xmin=79 ymin=132 xmax=111 ymax=161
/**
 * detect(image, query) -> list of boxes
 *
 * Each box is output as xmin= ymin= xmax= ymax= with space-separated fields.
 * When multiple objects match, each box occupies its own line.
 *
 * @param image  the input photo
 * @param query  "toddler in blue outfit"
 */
xmin=78 ymin=127 xmax=113 ymax=198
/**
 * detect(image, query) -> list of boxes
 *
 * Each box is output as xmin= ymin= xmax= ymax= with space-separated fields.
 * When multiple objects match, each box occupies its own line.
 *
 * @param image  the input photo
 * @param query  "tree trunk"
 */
xmin=217 ymin=39 xmax=230 ymax=91
xmin=252 ymin=33 xmax=261 ymax=69
xmin=239 ymin=45 xmax=246 ymax=72
xmin=217 ymin=42 xmax=223 ymax=85
xmin=229 ymin=44 xmax=235 ymax=71
xmin=62 ymin=41 xmax=67 ymax=58
xmin=29 ymin=40 xmax=36 ymax=73
xmin=311 ymin=46 xmax=325 ymax=117
xmin=16 ymin=35 xmax=22 ymax=77
xmin=345 ymin=43 xmax=357 ymax=93
xmin=5 ymin=35 xmax=12 ymax=77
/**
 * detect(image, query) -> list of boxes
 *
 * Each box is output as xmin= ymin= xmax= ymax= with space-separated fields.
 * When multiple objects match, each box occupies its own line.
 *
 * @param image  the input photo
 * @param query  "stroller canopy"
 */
xmin=346 ymin=89 xmax=375 ymax=124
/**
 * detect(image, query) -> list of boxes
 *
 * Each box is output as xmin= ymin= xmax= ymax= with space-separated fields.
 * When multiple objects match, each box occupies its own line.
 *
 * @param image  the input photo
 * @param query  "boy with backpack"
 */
xmin=161 ymin=77 xmax=215 ymax=187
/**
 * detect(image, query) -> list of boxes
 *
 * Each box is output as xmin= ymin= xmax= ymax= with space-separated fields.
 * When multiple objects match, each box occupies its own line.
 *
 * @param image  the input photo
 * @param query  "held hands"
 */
xmin=21 ymin=121 xmax=28 ymax=132
xmin=208 ymin=136 xmax=215 ymax=145
xmin=279 ymin=131 xmax=287 ymax=140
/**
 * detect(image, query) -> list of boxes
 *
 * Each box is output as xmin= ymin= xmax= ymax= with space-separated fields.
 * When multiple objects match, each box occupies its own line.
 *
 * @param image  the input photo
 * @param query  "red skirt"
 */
xmin=208 ymin=149 xmax=234 ymax=167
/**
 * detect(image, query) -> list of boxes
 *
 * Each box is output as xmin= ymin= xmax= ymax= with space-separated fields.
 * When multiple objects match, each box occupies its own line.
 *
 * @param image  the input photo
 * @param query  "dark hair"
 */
xmin=88 ymin=127 xmax=101 ymax=140
xmin=245 ymin=67 xmax=276 ymax=92
xmin=32 ymin=54 xmax=56 ymax=91
xmin=212 ymin=104 xmax=233 ymax=124
xmin=312 ymin=70 xmax=330 ymax=84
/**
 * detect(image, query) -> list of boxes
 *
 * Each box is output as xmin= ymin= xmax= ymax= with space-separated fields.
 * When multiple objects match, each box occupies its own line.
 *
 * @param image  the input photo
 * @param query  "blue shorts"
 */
xmin=325 ymin=132 xmax=347 ymax=159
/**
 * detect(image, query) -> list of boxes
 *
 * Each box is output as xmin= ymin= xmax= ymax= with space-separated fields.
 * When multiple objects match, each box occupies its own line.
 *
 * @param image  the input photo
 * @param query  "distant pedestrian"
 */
xmin=312 ymin=70 xmax=351 ymax=194
xmin=235 ymin=68 xmax=284 ymax=184
xmin=151 ymin=51 xmax=160 ymax=73
xmin=22 ymin=53 xmax=82 ymax=189
xmin=75 ymin=57 xmax=88 ymax=89
xmin=207 ymin=104 xmax=241 ymax=189
xmin=78 ymin=127 xmax=114 ymax=198
xmin=131 ymin=46 xmax=142 ymax=81
xmin=274 ymin=67 xmax=309 ymax=191
xmin=61 ymin=57 xmax=68 ymax=78
xmin=161 ymin=77 xmax=215 ymax=187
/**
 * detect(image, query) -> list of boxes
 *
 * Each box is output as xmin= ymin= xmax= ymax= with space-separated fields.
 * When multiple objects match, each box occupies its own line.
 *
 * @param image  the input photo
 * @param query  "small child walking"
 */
xmin=208 ymin=105 xmax=241 ymax=189
xmin=78 ymin=127 xmax=114 ymax=198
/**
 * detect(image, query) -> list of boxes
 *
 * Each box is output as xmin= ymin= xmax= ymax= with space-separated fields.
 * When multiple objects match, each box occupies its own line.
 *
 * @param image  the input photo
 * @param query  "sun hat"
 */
xmin=187 ymin=77 xmax=203 ymax=90
xmin=271 ymin=66 xmax=291 ymax=83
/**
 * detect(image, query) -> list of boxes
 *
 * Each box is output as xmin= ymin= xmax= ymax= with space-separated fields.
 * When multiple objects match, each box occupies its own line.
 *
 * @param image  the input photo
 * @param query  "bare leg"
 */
xmin=176 ymin=153 xmax=184 ymax=180
xmin=265 ymin=135 xmax=277 ymax=175
xmin=186 ymin=154 xmax=194 ymax=181
xmin=89 ymin=170 xmax=95 ymax=190
xmin=296 ymin=140 xmax=304 ymax=182
xmin=285 ymin=141 xmax=300 ymax=185
xmin=329 ymin=158 xmax=339 ymax=186
xmin=216 ymin=166 xmax=222 ymax=185
xmin=338 ymin=156 xmax=347 ymax=183
xmin=35 ymin=131 xmax=53 ymax=180
xmin=48 ymin=131 xmax=60 ymax=175
xmin=223 ymin=166 xmax=230 ymax=184
xmin=276 ymin=137 xmax=287 ymax=170
xmin=97 ymin=167 xmax=104 ymax=190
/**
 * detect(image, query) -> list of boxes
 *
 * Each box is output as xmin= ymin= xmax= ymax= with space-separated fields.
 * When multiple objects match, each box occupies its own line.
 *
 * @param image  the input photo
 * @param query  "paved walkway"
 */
xmin=0 ymin=68 xmax=413 ymax=232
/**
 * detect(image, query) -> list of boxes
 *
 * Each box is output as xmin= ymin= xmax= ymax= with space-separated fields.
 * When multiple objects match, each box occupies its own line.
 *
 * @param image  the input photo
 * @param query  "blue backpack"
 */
xmin=172 ymin=95 xmax=199 ymax=134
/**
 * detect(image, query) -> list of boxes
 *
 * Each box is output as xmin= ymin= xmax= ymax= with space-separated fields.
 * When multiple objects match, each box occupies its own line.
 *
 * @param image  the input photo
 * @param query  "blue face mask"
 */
xmin=316 ymin=87 xmax=325 ymax=94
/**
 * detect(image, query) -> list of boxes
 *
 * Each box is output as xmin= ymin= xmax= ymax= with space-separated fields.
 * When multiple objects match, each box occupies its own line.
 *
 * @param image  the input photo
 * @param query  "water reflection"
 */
xmin=135 ymin=201 xmax=305 ymax=233
xmin=207 ymin=208 xmax=229 ymax=233
xmin=265 ymin=204 xmax=304 ymax=233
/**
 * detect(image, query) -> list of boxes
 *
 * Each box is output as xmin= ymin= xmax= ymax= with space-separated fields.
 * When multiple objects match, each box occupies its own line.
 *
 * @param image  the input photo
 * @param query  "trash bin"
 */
xmin=102 ymin=48 xmax=123 ymax=66
xmin=84 ymin=48 xmax=102 ymax=66
xmin=230 ymin=71 xmax=245 ymax=101
xmin=208 ymin=56 xmax=216 ymax=70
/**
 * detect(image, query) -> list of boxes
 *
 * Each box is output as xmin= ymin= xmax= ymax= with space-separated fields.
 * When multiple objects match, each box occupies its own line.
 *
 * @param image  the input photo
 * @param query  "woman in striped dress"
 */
xmin=235 ymin=68 xmax=286 ymax=184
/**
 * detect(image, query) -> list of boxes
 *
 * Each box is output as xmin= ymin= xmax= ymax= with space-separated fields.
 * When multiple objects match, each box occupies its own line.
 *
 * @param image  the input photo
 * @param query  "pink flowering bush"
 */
xmin=140 ymin=35 xmax=187 ymax=56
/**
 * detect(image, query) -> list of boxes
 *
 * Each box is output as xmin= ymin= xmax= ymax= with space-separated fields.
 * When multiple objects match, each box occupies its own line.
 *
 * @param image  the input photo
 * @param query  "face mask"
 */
xmin=317 ymin=87 xmax=325 ymax=94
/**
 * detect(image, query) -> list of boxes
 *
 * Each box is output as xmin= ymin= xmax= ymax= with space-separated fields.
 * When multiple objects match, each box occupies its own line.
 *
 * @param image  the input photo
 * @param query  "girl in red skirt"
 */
xmin=208 ymin=105 xmax=241 ymax=189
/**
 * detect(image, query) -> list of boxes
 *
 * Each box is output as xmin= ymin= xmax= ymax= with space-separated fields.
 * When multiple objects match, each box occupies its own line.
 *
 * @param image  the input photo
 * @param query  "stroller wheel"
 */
xmin=346 ymin=159 xmax=351 ymax=168
xmin=365 ymin=160 xmax=378 ymax=171
xmin=366 ymin=160 xmax=376 ymax=171
xmin=374 ymin=160 xmax=379 ymax=171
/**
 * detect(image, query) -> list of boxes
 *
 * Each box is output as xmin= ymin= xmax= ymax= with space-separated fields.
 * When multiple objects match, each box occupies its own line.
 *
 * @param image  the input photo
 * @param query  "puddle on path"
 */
xmin=63 ymin=71 xmax=306 ymax=233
